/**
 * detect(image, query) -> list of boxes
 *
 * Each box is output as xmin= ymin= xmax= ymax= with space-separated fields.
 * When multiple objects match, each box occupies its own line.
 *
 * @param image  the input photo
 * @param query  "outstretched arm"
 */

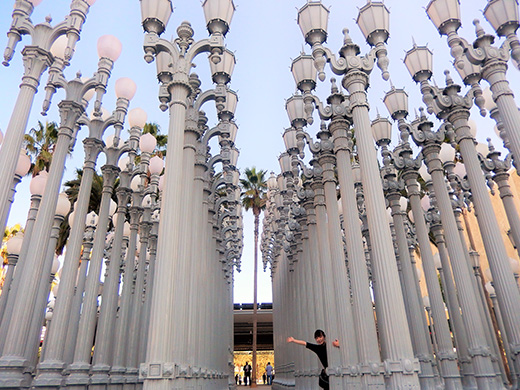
xmin=286 ymin=336 xmax=307 ymax=346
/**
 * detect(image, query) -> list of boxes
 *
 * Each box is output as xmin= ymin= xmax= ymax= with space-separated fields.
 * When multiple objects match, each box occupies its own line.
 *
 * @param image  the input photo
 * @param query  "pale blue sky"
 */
xmin=1 ymin=0 xmax=518 ymax=304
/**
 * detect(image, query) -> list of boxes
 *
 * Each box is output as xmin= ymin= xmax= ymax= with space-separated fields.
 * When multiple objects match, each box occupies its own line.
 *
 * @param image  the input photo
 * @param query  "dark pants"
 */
xmin=244 ymin=374 xmax=250 ymax=385
xmin=319 ymin=369 xmax=329 ymax=390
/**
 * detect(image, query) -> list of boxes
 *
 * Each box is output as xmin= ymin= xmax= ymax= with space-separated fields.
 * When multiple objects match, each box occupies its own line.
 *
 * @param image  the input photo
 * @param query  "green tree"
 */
xmin=23 ymin=121 xmax=59 ymax=176
xmin=240 ymin=167 xmax=267 ymax=386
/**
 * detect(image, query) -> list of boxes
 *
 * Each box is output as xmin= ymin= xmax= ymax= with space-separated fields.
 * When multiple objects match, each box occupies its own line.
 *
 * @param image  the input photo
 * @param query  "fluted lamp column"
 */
xmin=383 ymin=87 xmax=464 ymax=390
xmin=427 ymin=0 xmax=520 ymax=173
xmin=0 ymin=232 xmax=24 ymax=322
xmin=0 ymin=150 xmax=31 ymax=231
xmin=0 ymin=0 xmax=95 ymax=234
xmin=139 ymin=1 xmax=234 ymax=389
xmin=297 ymin=3 xmax=421 ymax=389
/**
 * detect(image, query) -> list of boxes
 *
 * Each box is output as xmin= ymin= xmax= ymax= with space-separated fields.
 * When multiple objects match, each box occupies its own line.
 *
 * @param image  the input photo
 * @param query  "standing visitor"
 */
xmin=243 ymin=361 xmax=252 ymax=385
xmin=265 ymin=362 xmax=273 ymax=385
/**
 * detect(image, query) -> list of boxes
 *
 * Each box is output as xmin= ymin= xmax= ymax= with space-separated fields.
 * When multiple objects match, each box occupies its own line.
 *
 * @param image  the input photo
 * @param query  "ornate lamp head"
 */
xmin=356 ymin=1 xmax=390 ymax=46
xmin=297 ymin=0 xmax=329 ymax=47
xmin=202 ymin=0 xmax=235 ymax=36
xmin=426 ymin=0 xmax=461 ymax=35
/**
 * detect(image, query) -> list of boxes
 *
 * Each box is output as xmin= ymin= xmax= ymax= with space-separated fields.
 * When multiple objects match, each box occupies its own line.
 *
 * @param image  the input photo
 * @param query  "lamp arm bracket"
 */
xmin=504 ymin=33 xmax=520 ymax=67
xmin=145 ymin=34 xmax=181 ymax=64
xmin=202 ymin=123 xmax=224 ymax=146
xmin=186 ymin=34 xmax=224 ymax=65
xmin=208 ymin=153 xmax=223 ymax=169
xmin=479 ymin=153 xmax=495 ymax=172
xmin=301 ymin=130 xmax=321 ymax=154
xmin=447 ymin=33 xmax=473 ymax=70
xmin=312 ymin=44 xmax=347 ymax=80
xmin=313 ymin=95 xmax=333 ymax=120
xmin=194 ymin=88 xmax=216 ymax=112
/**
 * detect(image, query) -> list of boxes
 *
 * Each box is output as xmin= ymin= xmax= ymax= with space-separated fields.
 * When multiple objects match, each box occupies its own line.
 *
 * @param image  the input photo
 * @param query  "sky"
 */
xmin=1 ymin=0 xmax=519 ymax=304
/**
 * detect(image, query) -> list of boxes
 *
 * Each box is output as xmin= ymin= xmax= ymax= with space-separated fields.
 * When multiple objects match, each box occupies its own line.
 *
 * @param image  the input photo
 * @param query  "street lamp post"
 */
xmin=0 ymin=150 xmax=31 ymax=232
xmin=426 ymin=0 xmax=520 ymax=172
xmin=0 ymin=34 xmax=120 ymax=388
xmin=406 ymin=39 xmax=520 ymax=384
xmin=66 ymin=113 xmax=141 ymax=390
xmin=34 ymin=73 xmax=132 ymax=390
xmin=373 ymin=115 xmax=439 ymax=390
xmin=404 ymin=99 xmax=500 ymax=389
xmin=139 ymin=1 xmax=234 ymax=388
xmin=296 ymin=2 xmax=421 ymax=388
xmin=384 ymin=86 xmax=465 ymax=390
xmin=110 ymin=132 xmax=156 ymax=389
xmin=479 ymin=141 xmax=520 ymax=262
xmin=0 ymin=170 xmax=47 ymax=351
xmin=426 ymin=184 xmax=479 ymax=390
xmin=0 ymin=0 xmax=95 ymax=234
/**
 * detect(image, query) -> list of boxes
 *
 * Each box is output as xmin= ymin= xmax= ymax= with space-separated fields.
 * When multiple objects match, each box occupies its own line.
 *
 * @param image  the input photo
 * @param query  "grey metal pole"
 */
xmin=90 ymin=173 xmax=131 ymax=390
xmin=65 ymin=160 xmax=119 ymax=390
xmin=62 ymin=218 xmax=96 ymax=365
xmin=378 ymin=135 xmax=437 ymax=390
xmin=0 ymin=187 xmax=43 ymax=353
xmin=330 ymin=118 xmax=385 ymax=390
xmin=412 ymin=115 xmax=499 ymax=390
xmin=0 ymin=0 xmax=91 ymax=234
xmin=0 ymin=102 xmax=85 ymax=387
xmin=430 ymin=215 xmax=478 ymax=390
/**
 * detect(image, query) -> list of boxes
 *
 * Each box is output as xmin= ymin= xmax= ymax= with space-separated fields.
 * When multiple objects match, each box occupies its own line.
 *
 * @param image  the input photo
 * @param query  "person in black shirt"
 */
xmin=287 ymin=329 xmax=339 ymax=390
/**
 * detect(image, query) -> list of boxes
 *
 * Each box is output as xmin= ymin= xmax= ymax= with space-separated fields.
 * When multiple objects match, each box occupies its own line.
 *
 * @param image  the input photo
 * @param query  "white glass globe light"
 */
xmin=142 ymin=194 xmax=152 ymax=207
xmin=149 ymin=155 xmax=164 ymax=174
xmin=130 ymin=175 xmax=141 ymax=192
xmin=158 ymin=175 xmax=165 ymax=191
xmin=97 ymin=35 xmax=122 ymax=61
xmin=109 ymin=199 xmax=118 ymax=216
xmin=433 ymin=252 xmax=442 ymax=269
xmin=6 ymin=232 xmax=24 ymax=255
xmin=118 ymin=156 xmax=130 ymax=171
xmin=15 ymin=150 xmax=31 ymax=176
xmin=51 ymin=256 xmax=60 ymax=274
xmin=115 ymin=77 xmax=137 ymax=100
xmin=420 ymin=195 xmax=430 ymax=211
xmin=50 ymin=35 xmax=68 ymax=60
xmin=128 ymin=108 xmax=147 ymax=128
xmin=509 ymin=257 xmax=520 ymax=273
xmin=139 ymin=133 xmax=157 ymax=153
xmin=419 ymin=163 xmax=431 ymax=181
xmin=123 ymin=222 xmax=131 ymax=237
xmin=30 ymin=171 xmax=48 ymax=196
xmin=55 ymin=192 xmax=71 ymax=217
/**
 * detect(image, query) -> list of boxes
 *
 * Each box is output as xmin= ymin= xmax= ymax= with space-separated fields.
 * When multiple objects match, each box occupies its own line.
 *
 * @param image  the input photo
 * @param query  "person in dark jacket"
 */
xmin=287 ymin=329 xmax=339 ymax=390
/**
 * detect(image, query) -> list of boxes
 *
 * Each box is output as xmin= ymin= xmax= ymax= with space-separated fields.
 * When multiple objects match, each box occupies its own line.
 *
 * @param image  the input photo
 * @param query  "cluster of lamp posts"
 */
xmin=261 ymin=1 xmax=520 ymax=390
xmin=1 ymin=0 xmax=520 ymax=390
xmin=0 ymin=0 xmax=243 ymax=390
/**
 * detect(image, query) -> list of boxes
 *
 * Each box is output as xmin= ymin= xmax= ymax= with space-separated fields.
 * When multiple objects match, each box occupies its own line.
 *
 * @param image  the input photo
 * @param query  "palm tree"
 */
xmin=23 ymin=121 xmax=59 ymax=176
xmin=240 ymin=167 xmax=267 ymax=386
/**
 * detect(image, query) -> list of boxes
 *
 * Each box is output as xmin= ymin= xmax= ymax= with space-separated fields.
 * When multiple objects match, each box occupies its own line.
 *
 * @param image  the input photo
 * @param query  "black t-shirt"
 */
xmin=306 ymin=342 xmax=328 ymax=369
